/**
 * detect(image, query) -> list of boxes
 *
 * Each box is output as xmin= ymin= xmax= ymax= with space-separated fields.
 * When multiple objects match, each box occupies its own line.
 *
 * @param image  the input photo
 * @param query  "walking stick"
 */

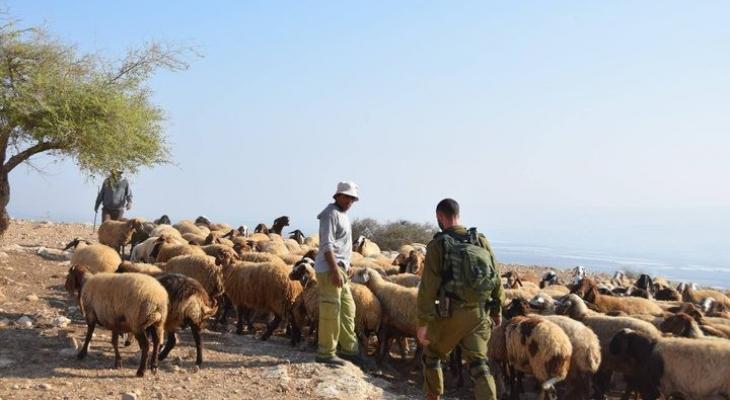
xmin=92 ymin=184 xmax=101 ymax=233
xmin=92 ymin=210 xmax=98 ymax=233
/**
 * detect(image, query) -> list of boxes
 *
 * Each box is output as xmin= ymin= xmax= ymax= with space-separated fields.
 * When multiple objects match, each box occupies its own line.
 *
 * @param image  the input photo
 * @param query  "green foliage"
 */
xmin=0 ymin=21 xmax=193 ymax=176
xmin=352 ymin=218 xmax=438 ymax=251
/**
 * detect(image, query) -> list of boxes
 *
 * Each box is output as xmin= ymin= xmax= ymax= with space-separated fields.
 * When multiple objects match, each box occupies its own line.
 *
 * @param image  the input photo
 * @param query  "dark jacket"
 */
xmin=95 ymin=178 xmax=132 ymax=211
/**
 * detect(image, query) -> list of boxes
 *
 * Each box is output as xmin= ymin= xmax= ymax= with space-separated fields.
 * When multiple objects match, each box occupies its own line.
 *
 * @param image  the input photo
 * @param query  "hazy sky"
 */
xmin=5 ymin=2 xmax=730 ymax=267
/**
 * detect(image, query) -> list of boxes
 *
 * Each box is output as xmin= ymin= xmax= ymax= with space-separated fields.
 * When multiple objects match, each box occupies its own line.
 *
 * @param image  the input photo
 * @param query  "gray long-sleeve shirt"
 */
xmin=95 ymin=178 xmax=132 ymax=211
xmin=314 ymin=203 xmax=352 ymax=273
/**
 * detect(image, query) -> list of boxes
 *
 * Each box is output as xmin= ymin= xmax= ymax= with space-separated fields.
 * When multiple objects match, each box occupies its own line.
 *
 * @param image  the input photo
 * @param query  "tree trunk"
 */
xmin=0 ymin=172 xmax=10 ymax=237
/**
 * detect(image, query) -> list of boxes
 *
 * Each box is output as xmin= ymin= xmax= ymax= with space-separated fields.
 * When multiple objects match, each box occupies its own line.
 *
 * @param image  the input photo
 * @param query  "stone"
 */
xmin=59 ymin=348 xmax=77 ymax=357
xmin=51 ymin=316 xmax=71 ymax=328
xmin=25 ymin=294 xmax=39 ymax=302
xmin=0 ymin=357 xmax=14 ymax=368
xmin=36 ymin=247 xmax=71 ymax=261
xmin=38 ymin=383 xmax=52 ymax=390
xmin=121 ymin=393 xmax=138 ymax=400
xmin=0 ymin=318 xmax=10 ymax=328
xmin=16 ymin=316 xmax=33 ymax=328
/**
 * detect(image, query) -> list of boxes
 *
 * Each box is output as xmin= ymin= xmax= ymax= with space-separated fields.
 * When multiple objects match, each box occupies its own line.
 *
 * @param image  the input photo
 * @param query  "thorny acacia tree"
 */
xmin=0 ymin=21 xmax=192 ymax=235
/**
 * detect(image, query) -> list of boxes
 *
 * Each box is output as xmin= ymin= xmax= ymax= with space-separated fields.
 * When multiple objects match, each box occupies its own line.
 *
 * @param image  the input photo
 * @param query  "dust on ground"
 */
xmin=0 ymin=220 xmax=615 ymax=400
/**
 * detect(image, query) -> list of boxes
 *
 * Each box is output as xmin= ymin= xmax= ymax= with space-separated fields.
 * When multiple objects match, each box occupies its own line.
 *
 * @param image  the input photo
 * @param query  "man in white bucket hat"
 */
xmin=314 ymin=181 xmax=371 ymax=368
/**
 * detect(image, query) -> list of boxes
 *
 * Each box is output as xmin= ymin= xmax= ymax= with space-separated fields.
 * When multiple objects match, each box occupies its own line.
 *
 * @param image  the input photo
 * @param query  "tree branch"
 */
xmin=2 ymin=140 xmax=60 ymax=174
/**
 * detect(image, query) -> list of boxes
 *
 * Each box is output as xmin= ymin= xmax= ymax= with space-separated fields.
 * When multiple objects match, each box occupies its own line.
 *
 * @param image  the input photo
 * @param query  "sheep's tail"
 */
xmin=144 ymin=311 xmax=164 ymax=327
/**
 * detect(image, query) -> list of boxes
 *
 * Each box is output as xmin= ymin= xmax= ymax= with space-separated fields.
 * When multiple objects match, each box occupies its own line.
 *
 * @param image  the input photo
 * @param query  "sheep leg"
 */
xmin=260 ymin=313 xmax=282 ymax=341
xmin=236 ymin=308 xmax=245 ymax=335
xmin=112 ymin=332 xmax=122 ymax=369
xmin=158 ymin=332 xmax=177 ymax=361
xmin=135 ymin=331 xmax=149 ymax=377
xmin=217 ymin=296 xmax=232 ymax=326
xmin=124 ymin=332 xmax=133 ymax=347
xmin=147 ymin=326 xmax=161 ymax=374
xmin=592 ymin=369 xmax=611 ymax=400
xmin=77 ymin=321 xmax=96 ymax=360
xmin=191 ymin=325 xmax=203 ymax=366
xmin=376 ymin=325 xmax=390 ymax=366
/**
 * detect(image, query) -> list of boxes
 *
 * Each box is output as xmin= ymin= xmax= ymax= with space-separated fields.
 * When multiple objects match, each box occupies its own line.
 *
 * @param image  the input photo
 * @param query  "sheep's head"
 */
xmin=539 ymin=271 xmax=559 ymax=289
xmin=504 ymin=298 xmax=530 ymax=319
xmin=635 ymin=274 xmax=655 ymax=294
xmin=608 ymin=329 xmax=656 ymax=364
xmin=213 ymin=250 xmax=238 ymax=268
xmin=350 ymin=268 xmax=373 ymax=285
xmin=555 ymin=294 xmax=584 ymax=318
xmin=63 ymin=238 xmax=91 ymax=251
xmin=155 ymin=215 xmax=171 ymax=225
xmin=392 ymin=253 xmax=407 ymax=267
xmin=237 ymin=225 xmax=249 ymax=236
xmin=289 ymin=230 xmax=306 ymax=244
xmin=354 ymin=235 xmax=366 ymax=250
xmin=660 ymin=313 xmax=695 ymax=337
xmin=655 ymin=287 xmax=681 ymax=301
xmin=204 ymin=232 xmax=221 ymax=245
xmin=404 ymin=251 xmax=424 ymax=274
xmin=273 ymin=216 xmax=290 ymax=228
xmin=254 ymin=223 xmax=269 ymax=234
xmin=501 ymin=271 xmax=523 ymax=289
xmin=529 ymin=293 xmax=555 ymax=312
xmin=127 ymin=218 xmax=144 ymax=234
xmin=289 ymin=258 xmax=315 ymax=285
xmin=571 ymin=278 xmax=596 ymax=298
xmin=64 ymin=265 xmax=90 ymax=296
xmin=232 ymin=242 xmax=253 ymax=256
xmin=571 ymin=265 xmax=586 ymax=283
xmin=195 ymin=216 xmax=212 ymax=226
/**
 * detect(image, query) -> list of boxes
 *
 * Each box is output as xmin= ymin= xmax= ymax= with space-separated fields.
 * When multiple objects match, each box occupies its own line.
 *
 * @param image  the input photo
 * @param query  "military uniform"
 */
xmin=416 ymin=225 xmax=504 ymax=399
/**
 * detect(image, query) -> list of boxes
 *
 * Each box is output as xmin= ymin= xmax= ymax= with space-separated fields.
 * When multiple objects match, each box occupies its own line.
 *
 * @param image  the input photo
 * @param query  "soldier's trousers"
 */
xmin=315 ymin=268 xmax=358 ymax=358
xmin=422 ymin=306 xmax=497 ymax=400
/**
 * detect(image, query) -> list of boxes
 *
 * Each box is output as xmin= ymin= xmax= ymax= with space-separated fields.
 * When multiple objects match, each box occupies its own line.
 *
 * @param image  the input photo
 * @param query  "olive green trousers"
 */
xmin=316 ymin=269 xmax=358 ymax=358
xmin=422 ymin=306 xmax=497 ymax=400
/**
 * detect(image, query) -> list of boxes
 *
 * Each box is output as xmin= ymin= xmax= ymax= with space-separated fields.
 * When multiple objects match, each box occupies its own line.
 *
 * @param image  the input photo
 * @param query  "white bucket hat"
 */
xmin=333 ymin=181 xmax=360 ymax=200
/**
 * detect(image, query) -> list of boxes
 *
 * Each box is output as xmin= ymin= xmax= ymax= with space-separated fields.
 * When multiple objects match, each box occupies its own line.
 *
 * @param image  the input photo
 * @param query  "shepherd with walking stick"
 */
xmin=94 ymin=170 xmax=133 ymax=223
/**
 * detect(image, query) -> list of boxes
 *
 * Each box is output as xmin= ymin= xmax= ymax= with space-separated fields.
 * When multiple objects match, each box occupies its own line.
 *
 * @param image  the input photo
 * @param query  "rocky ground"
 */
xmin=0 ymin=220 xmax=610 ymax=400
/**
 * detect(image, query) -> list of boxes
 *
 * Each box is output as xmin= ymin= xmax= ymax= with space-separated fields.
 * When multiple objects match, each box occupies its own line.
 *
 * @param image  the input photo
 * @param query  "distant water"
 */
xmin=492 ymin=240 xmax=730 ymax=290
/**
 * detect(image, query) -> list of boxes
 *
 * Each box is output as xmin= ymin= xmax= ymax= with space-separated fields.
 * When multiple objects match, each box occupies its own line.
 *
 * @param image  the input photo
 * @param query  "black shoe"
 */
xmin=315 ymin=355 xmax=346 ymax=367
xmin=338 ymin=352 xmax=377 ymax=372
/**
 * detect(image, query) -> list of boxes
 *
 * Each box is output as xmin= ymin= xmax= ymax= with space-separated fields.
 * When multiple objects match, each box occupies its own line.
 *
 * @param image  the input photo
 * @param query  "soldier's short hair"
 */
xmin=436 ymin=198 xmax=459 ymax=218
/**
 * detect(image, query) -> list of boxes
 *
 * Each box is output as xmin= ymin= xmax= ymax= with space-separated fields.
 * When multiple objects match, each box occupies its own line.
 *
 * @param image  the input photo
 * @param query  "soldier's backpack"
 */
xmin=438 ymin=227 xmax=498 ymax=304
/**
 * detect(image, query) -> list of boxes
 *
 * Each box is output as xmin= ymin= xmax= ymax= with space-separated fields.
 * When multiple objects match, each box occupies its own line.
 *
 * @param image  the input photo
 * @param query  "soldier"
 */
xmin=94 ymin=170 xmax=132 ymax=222
xmin=416 ymin=198 xmax=504 ymax=400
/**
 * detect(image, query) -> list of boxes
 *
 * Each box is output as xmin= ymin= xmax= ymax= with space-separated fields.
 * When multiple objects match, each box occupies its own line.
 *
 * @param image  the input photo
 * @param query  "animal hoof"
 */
xmin=151 ymin=367 xmax=158 ymax=375
xmin=136 ymin=370 xmax=145 ymax=377
xmin=114 ymin=362 xmax=122 ymax=369
xmin=77 ymin=351 xmax=87 ymax=360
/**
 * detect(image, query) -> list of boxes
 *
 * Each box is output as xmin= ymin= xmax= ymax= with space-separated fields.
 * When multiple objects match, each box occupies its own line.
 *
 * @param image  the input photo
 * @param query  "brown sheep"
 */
xmin=572 ymin=278 xmax=663 ymax=316
xmin=97 ymin=218 xmax=144 ymax=256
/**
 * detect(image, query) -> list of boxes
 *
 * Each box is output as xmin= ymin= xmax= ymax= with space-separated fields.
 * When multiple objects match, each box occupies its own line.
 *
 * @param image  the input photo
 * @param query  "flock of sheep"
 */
xmin=59 ymin=214 xmax=730 ymax=400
